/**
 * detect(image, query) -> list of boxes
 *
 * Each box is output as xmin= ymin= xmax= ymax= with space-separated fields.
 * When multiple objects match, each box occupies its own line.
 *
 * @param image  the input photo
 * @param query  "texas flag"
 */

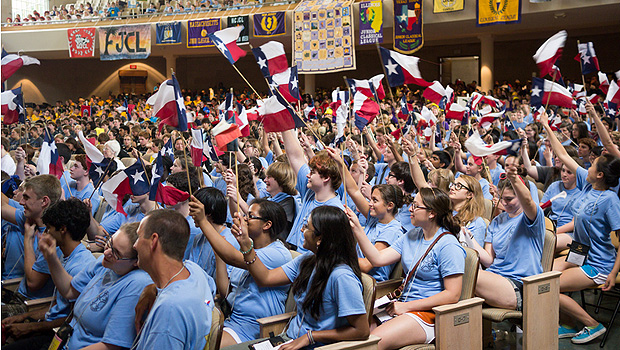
xmin=208 ymin=25 xmax=247 ymax=65
xmin=605 ymin=80 xmax=620 ymax=105
xmin=598 ymin=72 xmax=610 ymax=94
xmin=78 ymin=130 xmax=104 ymax=169
xmin=36 ymin=131 xmax=64 ymax=179
xmin=397 ymin=95 xmax=414 ymax=120
xmin=252 ymin=41 xmax=288 ymax=78
xmin=464 ymin=131 xmax=522 ymax=157
xmin=1 ymin=87 xmax=26 ymax=125
xmin=102 ymin=162 xmax=150 ymax=216
xmin=353 ymin=91 xmax=380 ymax=131
xmin=89 ymin=158 xmax=113 ymax=187
xmin=147 ymin=74 xmax=188 ymax=132
xmin=1 ymin=52 xmax=40 ymax=83
xmin=530 ymin=77 xmax=574 ymax=108
xmin=478 ymin=105 xmax=505 ymax=130
xmin=269 ymin=66 xmax=300 ymax=102
xmin=257 ymin=94 xmax=304 ymax=133
xmin=603 ymin=101 xmax=618 ymax=118
xmin=445 ymin=102 xmax=468 ymax=121
xmin=212 ymin=119 xmax=242 ymax=152
xmin=346 ymin=75 xmax=386 ymax=101
xmin=161 ymin=138 xmax=175 ymax=162
xmin=532 ymin=30 xmax=567 ymax=78
xmin=574 ymin=42 xmax=599 ymax=75
xmin=422 ymin=81 xmax=447 ymax=105
xmin=149 ymin=151 xmax=190 ymax=206
xmin=379 ymin=47 xmax=432 ymax=88
xmin=190 ymin=128 xmax=207 ymax=167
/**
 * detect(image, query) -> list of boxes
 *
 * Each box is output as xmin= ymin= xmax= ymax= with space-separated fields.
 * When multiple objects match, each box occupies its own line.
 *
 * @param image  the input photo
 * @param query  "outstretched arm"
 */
xmin=402 ymin=137 xmax=431 ymax=189
xmin=325 ymin=148 xmax=370 ymax=218
xmin=281 ymin=130 xmax=307 ymax=175
xmin=540 ymin=111 xmax=579 ymax=174
xmin=587 ymin=101 xmax=620 ymax=158
xmin=520 ymin=138 xmax=539 ymax=180
xmin=345 ymin=207 xmax=401 ymax=267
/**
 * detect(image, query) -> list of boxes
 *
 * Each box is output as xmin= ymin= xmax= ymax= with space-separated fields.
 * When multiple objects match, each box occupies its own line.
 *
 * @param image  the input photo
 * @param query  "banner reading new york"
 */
xmin=393 ymin=0 xmax=423 ymax=54
xmin=253 ymin=12 xmax=286 ymax=37
xmin=477 ymin=0 xmax=521 ymax=26
xmin=98 ymin=25 xmax=151 ymax=61
xmin=187 ymin=18 xmax=221 ymax=48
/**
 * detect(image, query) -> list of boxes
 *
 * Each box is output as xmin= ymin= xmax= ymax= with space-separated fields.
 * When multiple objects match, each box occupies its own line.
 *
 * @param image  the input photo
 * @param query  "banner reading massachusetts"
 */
xmin=68 ymin=28 xmax=96 ymax=58
xmin=98 ymin=25 xmax=151 ymax=61
xmin=293 ymin=0 xmax=356 ymax=74
xmin=253 ymin=12 xmax=286 ymax=37
xmin=393 ymin=0 xmax=424 ymax=54
xmin=187 ymin=18 xmax=221 ymax=48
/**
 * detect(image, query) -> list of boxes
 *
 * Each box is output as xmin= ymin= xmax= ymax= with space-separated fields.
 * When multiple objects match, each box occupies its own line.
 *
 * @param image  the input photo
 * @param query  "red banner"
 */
xmin=68 ymin=28 xmax=96 ymax=58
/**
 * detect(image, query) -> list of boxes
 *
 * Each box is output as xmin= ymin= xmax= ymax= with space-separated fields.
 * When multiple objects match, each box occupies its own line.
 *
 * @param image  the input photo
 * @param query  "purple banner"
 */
xmin=187 ymin=18 xmax=220 ymax=48
xmin=253 ymin=12 xmax=286 ymax=37
xmin=393 ymin=0 xmax=423 ymax=54
xmin=359 ymin=1 xmax=383 ymax=45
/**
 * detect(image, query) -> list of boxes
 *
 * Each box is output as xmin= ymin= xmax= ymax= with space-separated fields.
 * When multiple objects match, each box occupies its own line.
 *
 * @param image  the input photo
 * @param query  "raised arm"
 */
xmin=402 ymin=137 xmax=431 ymax=189
xmin=363 ymin=128 xmax=383 ymax=162
xmin=1 ymin=192 xmax=18 ymax=225
xmin=587 ymin=101 xmax=620 ymax=158
xmin=345 ymin=207 xmax=401 ymax=267
xmin=540 ymin=111 xmax=579 ymax=174
xmin=281 ymin=130 xmax=306 ymax=175
xmin=451 ymin=135 xmax=467 ymax=174
xmin=38 ymin=234 xmax=80 ymax=300
xmin=520 ymin=138 xmax=539 ymax=180
xmin=325 ymin=148 xmax=370 ymax=217
xmin=506 ymin=163 xmax=538 ymax=222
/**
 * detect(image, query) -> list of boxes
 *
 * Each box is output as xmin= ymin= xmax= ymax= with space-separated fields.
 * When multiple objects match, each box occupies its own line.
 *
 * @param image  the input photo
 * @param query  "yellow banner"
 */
xmin=433 ymin=0 xmax=464 ymax=13
xmin=477 ymin=0 xmax=521 ymax=26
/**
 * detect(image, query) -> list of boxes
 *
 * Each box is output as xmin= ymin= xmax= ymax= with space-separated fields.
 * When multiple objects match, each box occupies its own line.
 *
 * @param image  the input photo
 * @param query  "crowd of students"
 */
xmin=1 ymin=78 xmax=620 ymax=349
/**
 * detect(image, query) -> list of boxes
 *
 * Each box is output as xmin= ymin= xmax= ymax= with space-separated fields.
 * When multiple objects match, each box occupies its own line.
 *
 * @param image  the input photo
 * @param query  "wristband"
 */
xmin=307 ymin=330 xmax=315 ymax=345
xmin=245 ymin=253 xmax=257 ymax=265
xmin=240 ymin=239 xmax=253 ymax=255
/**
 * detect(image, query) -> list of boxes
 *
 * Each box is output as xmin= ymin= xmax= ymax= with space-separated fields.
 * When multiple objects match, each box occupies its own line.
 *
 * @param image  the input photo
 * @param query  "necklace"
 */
xmin=162 ymin=263 xmax=185 ymax=289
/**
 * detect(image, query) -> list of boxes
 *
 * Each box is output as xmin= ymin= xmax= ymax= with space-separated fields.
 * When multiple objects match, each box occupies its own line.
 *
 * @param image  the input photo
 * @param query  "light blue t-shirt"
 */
xmin=136 ymin=261 xmax=213 ymax=350
xmin=396 ymin=203 xmax=414 ymax=233
xmin=390 ymin=228 xmax=465 ymax=301
xmin=541 ymin=181 xmax=581 ymax=228
xmin=465 ymin=216 xmax=487 ymax=246
xmin=100 ymin=202 xmax=146 ymax=235
xmin=287 ymin=164 xmax=344 ymax=252
xmin=373 ymin=162 xmax=391 ymax=185
xmin=224 ymin=241 xmax=292 ymax=341
xmin=485 ymin=206 xmax=545 ymax=280
xmin=479 ymin=178 xmax=493 ymax=200
xmin=67 ymin=257 xmax=153 ymax=349
xmin=256 ymin=179 xmax=269 ymax=199
xmin=282 ymin=253 xmax=366 ymax=346
xmin=187 ymin=226 xmax=239 ymax=281
xmin=45 ymin=244 xmax=94 ymax=322
xmin=571 ymin=167 xmax=620 ymax=275
xmin=2 ymin=206 xmax=25 ymax=280
xmin=357 ymin=216 xmax=402 ymax=282
xmin=184 ymin=215 xmax=204 ymax=260
xmin=489 ymin=164 xmax=505 ymax=187
xmin=62 ymin=181 xmax=100 ymax=216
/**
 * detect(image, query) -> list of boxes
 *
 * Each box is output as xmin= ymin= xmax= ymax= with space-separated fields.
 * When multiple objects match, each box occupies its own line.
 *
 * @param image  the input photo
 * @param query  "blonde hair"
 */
xmin=266 ymin=161 xmax=298 ymax=195
xmin=454 ymin=175 xmax=485 ymax=226
xmin=428 ymin=168 xmax=454 ymax=193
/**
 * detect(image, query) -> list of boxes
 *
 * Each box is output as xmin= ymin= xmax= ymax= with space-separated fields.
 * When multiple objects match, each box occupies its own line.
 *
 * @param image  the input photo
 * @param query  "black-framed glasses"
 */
xmin=105 ymin=235 xmax=136 ymax=261
xmin=247 ymin=213 xmax=267 ymax=221
xmin=412 ymin=203 xmax=430 ymax=211
xmin=449 ymin=182 xmax=472 ymax=192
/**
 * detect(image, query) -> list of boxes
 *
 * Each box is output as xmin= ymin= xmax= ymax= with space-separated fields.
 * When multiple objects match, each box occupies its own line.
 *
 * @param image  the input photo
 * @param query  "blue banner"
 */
xmin=253 ymin=12 xmax=286 ymax=37
xmin=156 ymin=22 xmax=182 ymax=45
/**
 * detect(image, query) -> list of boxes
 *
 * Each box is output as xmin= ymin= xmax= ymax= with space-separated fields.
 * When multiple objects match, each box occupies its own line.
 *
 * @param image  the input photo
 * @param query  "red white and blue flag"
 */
xmin=147 ymin=74 xmax=188 ymax=131
xmin=379 ymin=47 xmax=432 ymax=88
xmin=346 ymin=74 xmax=385 ymax=101
xmin=36 ymin=131 xmax=64 ymax=179
xmin=598 ymin=72 xmax=610 ymax=94
xmin=478 ymin=105 xmax=506 ymax=130
xmin=574 ymin=42 xmax=599 ymax=75
xmin=89 ymin=158 xmax=113 ymax=187
xmin=1 ymin=51 xmax=40 ymax=83
xmin=465 ymin=131 xmax=522 ymax=157
xmin=257 ymin=94 xmax=304 ymax=133
xmin=268 ymin=66 xmax=300 ymax=102
xmin=190 ymin=128 xmax=210 ymax=167
xmin=212 ymin=119 xmax=242 ymax=152
xmin=149 ymin=150 xmax=190 ymax=206
xmin=445 ymin=102 xmax=468 ymax=121
xmin=208 ymin=25 xmax=247 ymax=65
xmin=530 ymin=77 xmax=574 ymax=108
xmin=102 ymin=162 xmax=151 ymax=216
xmin=1 ymin=87 xmax=26 ymax=124
xmin=252 ymin=41 xmax=288 ymax=78
xmin=397 ymin=95 xmax=414 ymax=120
xmin=422 ymin=81 xmax=447 ymax=105
xmin=605 ymin=80 xmax=620 ymax=105
xmin=352 ymin=91 xmax=380 ymax=131
xmin=532 ymin=30 xmax=567 ymax=78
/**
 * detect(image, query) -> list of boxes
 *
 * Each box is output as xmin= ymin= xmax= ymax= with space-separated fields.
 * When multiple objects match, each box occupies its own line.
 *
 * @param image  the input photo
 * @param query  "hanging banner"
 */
xmin=187 ymin=18 xmax=221 ymax=48
xmin=227 ymin=15 xmax=249 ymax=44
xmin=433 ymin=0 xmax=464 ymax=13
xmin=477 ymin=0 xmax=521 ymax=26
xmin=156 ymin=22 xmax=182 ymax=45
xmin=68 ymin=28 xmax=96 ymax=58
xmin=393 ymin=0 xmax=423 ymax=54
xmin=293 ymin=0 xmax=356 ymax=74
xmin=253 ymin=12 xmax=286 ymax=37
xmin=359 ymin=1 xmax=383 ymax=45
xmin=98 ymin=25 xmax=151 ymax=61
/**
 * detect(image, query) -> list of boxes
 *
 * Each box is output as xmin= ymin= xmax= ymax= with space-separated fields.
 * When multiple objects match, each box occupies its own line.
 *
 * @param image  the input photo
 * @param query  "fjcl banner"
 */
xmin=98 ymin=25 xmax=151 ymax=61
xmin=253 ymin=12 xmax=286 ymax=37
xmin=156 ymin=22 xmax=182 ymax=45
xmin=477 ymin=0 xmax=521 ymax=26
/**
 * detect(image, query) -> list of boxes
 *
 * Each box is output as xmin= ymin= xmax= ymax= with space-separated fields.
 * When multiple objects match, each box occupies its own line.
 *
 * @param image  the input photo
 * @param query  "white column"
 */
xmin=478 ymin=34 xmax=494 ymax=94
xmin=304 ymin=74 xmax=315 ymax=96
xmin=164 ymin=54 xmax=176 ymax=78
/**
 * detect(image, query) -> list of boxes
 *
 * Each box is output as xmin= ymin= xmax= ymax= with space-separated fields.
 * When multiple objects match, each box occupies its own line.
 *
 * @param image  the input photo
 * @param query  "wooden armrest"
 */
xmin=1 ymin=277 xmax=23 ymax=292
xmin=374 ymin=278 xmax=402 ymax=299
xmin=258 ymin=311 xmax=295 ymax=338
xmin=522 ymin=271 xmax=562 ymax=350
xmin=24 ymin=296 xmax=55 ymax=311
xmin=521 ymin=271 xmax=561 ymax=284
xmin=316 ymin=335 xmax=381 ymax=350
xmin=433 ymin=298 xmax=484 ymax=350
xmin=432 ymin=297 xmax=484 ymax=314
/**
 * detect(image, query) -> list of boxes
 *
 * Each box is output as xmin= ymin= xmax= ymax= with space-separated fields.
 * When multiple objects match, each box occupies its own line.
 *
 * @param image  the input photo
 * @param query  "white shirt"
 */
xmin=1 ymin=153 xmax=16 ymax=176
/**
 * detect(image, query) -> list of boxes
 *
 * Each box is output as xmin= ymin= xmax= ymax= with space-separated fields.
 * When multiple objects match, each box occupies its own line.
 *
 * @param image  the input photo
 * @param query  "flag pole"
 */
xmin=234 ymin=151 xmax=240 ymax=215
xmin=231 ymin=63 xmax=265 ymax=102
xmin=343 ymin=76 xmax=355 ymax=137
xmin=375 ymin=44 xmax=404 ymax=134
xmin=577 ymin=40 xmax=588 ymax=90
xmin=341 ymin=143 xmax=348 ymax=207
xmin=44 ymin=126 xmax=73 ymax=197
xmin=179 ymin=133 xmax=193 ymax=197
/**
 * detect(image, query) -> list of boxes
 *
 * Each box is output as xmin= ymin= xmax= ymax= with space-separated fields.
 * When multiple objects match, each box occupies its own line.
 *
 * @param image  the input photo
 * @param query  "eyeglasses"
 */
xmin=105 ymin=235 xmax=136 ymax=261
xmin=412 ymin=203 xmax=430 ymax=211
xmin=247 ymin=213 xmax=267 ymax=221
xmin=449 ymin=182 xmax=472 ymax=192
xmin=387 ymin=173 xmax=396 ymax=178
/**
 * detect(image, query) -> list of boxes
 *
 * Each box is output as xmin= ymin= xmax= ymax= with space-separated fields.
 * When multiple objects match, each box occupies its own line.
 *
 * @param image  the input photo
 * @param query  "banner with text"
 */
xmin=253 ymin=12 xmax=286 ymax=37
xmin=393 ymin=0 xmax=423 ymax=54
xmin=98 ymin=25 xmax=151 ymax=61
xmin=477 ymin=0 xmax=521 ymax=26
xmin=359 ymin=1 xmax=383 ymax=45
xmin=227 ymin=15 xmax=249 ymax=44
xmin=68 ymin=28 xmax=96 ymax=58
xmin=187 ymin=18 xmax=221 ymax=48
xmin=433 ymin=0 xmax=464 ymax=13
xmin=293 ymin=0 xmax=356 ymax=74
xmin=156 ymin=22 xmax=182 ymax=45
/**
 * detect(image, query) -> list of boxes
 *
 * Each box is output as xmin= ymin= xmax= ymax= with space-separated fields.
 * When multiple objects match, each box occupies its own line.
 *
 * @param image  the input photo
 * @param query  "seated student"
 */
xmin=1 ymin=198 xmax=94 ymax=350
xmin=247 ymin=156 xmax=269 ymax=199
xmin=2 ymin=179 xmax=25 ymax=280
xmin=426 ymin=168 xmax=454 ymax=193
xmin=385 ymin=162 xmax=416 ymax=233
xmin=467 ymin=162 xmax=545 ymax=311
xmin=1 ymin=175 xmax=62 ymax=319
xmin=37 ymin=222 xmax=152 ymax=349
xmin=327 ymin=148 xmax=403 ymax=282
xmin=577 ymin=137 xmax=596 ymax=169
xmin=280 ymin=130 xmax=344 ymax=252
xmin=452 ymin=137 xmax=493 ymax=200
xmin=364 ymin=129 xmax=401 ymax=185
xmin=504 ymin=153 xmax=540 ymax=203
xmin=187 ymin=187 xmax=239 ymax=280
xmin=346 ymin=187 xmax=465 ymax=349
xmin=187 ymin=197 xmax=292 ymax=346
xmin=164 ymin=172 xmax=202 ymax=259
xmin=230 ymin=206 xmax=369 ymax=348
xmin=541 ymin=161 xmax=582 ymax=252
xmin=486 ymin=153 xmax=505 ymax=186
xmin=541 ymin=106 xmax=620 ymax=344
